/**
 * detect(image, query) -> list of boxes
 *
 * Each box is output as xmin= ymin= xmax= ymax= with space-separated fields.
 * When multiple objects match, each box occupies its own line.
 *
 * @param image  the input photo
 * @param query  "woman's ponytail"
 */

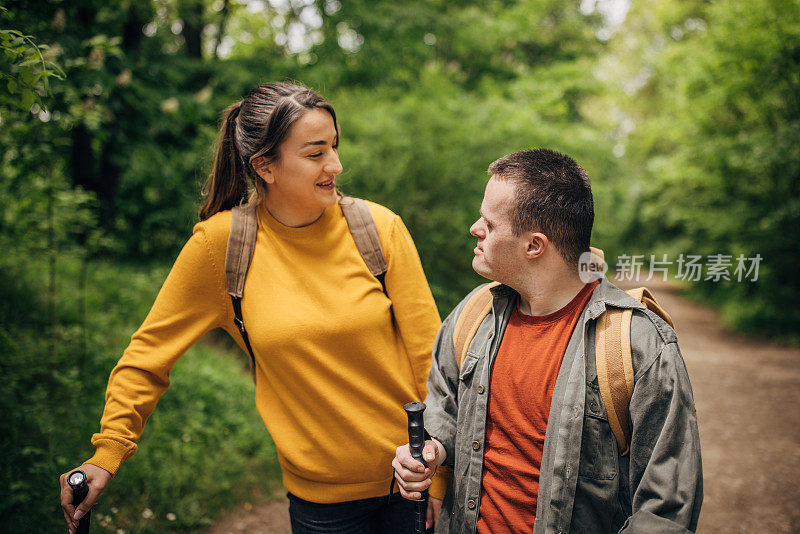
xmin=199 ymin=102 xmax=247 ymax=221
xmin=198 ymin=83 xmax=339 ymax=221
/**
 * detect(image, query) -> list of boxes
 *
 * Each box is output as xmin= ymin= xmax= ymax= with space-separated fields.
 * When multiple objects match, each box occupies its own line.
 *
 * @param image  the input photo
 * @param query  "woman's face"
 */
xmin=256 ymin=108 xmax=343 ymax=227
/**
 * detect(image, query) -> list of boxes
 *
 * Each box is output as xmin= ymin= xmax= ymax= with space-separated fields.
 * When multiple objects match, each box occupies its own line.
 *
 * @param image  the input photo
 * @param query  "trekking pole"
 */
xmin=404 ymin=402 xmax=427 ymax=534
xmin=68 ymin=470 xmax=91 ymax=534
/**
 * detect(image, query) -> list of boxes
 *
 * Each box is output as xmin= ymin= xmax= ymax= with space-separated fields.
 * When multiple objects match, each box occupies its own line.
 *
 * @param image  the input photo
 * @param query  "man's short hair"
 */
xmin=488 ymin=149 xmax=594 ymax=268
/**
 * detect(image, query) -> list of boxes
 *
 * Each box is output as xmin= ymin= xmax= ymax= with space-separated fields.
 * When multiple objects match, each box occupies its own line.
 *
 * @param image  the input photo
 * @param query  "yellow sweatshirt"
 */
xmin=86 ymin=200 xmax=442 ymax=503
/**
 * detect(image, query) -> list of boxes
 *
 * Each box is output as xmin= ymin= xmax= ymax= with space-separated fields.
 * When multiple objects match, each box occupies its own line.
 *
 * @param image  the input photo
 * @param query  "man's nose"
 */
xmin=470 ymin=220 xmax=483 ymax=238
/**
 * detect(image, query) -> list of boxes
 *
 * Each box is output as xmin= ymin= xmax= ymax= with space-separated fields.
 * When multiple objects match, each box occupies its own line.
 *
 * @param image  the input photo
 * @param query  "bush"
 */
xmin=0 ymin=256 xmax=280 ymax=533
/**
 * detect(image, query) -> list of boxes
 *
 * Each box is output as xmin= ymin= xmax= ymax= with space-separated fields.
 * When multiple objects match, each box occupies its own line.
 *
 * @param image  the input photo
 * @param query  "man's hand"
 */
xmin=393 ymin=439 xmax=446 ymax=529
xmin=59 ymin=463 xmax=112 ymax=534
xmin=392 ymin=438 xmax=445 ymax=500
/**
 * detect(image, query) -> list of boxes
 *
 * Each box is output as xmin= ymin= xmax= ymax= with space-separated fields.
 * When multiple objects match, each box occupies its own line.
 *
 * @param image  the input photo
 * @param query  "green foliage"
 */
xmin=96 ymin=343 xmax=280 ymax=532
xmin=4 ymin=0 xmax=799 ymax=531
xmin=331 ymin=66 xmax=620 ymax=311
xmin=0 ymin=24 xmax=65 ymax=110
xmin=605 ymin=0 xmax=800 ymax=341
xmin=0 ymin=257 xmax=279 ymax=533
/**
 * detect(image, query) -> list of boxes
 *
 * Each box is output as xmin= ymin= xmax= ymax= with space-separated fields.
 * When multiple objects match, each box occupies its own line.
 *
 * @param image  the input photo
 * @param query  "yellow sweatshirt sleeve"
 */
xmin=86 ymin=223 xmax=228 ymax=475
xmin=383 ymin=216 xmax=442 ymax=399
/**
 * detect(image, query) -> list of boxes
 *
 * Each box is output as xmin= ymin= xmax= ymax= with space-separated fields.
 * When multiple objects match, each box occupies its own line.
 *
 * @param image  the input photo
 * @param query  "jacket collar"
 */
xmin=489 ymin=276 xmax=644 ymax=321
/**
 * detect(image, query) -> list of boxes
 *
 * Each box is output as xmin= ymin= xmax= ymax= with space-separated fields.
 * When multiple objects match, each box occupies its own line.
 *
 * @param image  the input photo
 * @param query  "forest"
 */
xmin=1 ymin=0 xmax=798 ymax=531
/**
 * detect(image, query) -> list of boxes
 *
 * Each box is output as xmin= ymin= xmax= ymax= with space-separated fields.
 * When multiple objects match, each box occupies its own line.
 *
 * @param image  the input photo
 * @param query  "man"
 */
xmin=393 ymin=149 xmax=702 ymax=533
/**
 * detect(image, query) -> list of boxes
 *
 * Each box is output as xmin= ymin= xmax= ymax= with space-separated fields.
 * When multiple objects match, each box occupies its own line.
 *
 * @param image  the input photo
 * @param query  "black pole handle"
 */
xmin=68 ymin=470 xmax=91 ymax=534
xmin=404 ymin=402 xmax=427 ymax=534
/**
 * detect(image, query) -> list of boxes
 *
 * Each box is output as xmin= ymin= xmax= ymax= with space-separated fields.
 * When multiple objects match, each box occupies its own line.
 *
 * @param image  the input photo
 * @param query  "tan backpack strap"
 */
xmin=452 ymin=283 xmax=499 ymax=369
xmin=339 ymin=196 xmax=388 ymax=284
xmin=595 ymin=307 xmax=635 ymax=456
xmin=225 ymin=202 xmax=258 ymax=298
xmin=627 ymin=287 xmax=675 ymax=329
xmin=225 ymin=202 xmax=259 ymax=383
xmin=596 ymin=286 xmax=675 ymax=455
xmin=589 ymin=246 xmax=605 ymax=265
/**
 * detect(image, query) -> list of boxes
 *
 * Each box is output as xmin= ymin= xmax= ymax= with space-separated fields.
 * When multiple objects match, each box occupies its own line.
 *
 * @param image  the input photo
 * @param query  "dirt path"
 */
xmin=204 ymin=280 xmax=800 ymax=533
xmin=639 ymin=280 xmax=800 ymax=532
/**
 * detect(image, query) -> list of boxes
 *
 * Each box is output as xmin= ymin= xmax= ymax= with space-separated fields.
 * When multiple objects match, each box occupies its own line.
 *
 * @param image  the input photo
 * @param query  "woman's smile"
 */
xmin=316 ymin=178 xmax=336 ymax=190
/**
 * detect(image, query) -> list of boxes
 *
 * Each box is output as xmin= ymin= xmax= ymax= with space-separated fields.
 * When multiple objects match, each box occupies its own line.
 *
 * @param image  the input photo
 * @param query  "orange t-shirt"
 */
xmin=477 ymin=281 xmax=598 ymax=534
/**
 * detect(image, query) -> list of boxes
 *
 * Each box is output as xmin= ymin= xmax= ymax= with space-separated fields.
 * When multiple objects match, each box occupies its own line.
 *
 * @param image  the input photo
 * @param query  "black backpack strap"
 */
xmin=231 ymin=294 xmax=257 ymax=383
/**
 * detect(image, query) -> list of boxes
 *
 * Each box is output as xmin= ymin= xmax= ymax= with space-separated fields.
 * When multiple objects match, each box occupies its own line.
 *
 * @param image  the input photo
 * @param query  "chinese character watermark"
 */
xmin=647 ymin=254 xmax=671 ymax=282
xmin=733 ymin=253 xmax=762 ymax=282
xmin=576 ymin=252 xmax=763 ymax=283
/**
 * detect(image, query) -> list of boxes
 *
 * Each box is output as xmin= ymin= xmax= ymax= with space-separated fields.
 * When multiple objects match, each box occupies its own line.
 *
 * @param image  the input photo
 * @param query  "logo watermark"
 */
xmin=578 ymin=250 xmax=610 ymax=283
xmin=578 ymin=253 xmax=762 ymax=283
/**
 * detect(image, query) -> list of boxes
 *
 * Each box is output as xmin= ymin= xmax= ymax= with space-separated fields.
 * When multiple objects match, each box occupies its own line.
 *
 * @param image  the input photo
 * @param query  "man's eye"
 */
xmin=308 ymin=153 xmax=323 ymax=158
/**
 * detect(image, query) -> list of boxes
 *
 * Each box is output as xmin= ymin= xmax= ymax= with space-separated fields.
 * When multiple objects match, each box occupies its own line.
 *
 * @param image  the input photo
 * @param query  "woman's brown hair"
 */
xmin=199 ymin=82 xmax=339 ymax=221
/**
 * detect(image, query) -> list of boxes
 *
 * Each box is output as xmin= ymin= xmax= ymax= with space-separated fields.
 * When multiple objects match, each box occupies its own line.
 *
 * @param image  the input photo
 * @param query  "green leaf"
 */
xmin=21 ymin=89 xmax=34 ymax=110
xmin=19 ymin=69 xmax=34 ymax=85
xmin=16 ymin=59 xmax=41 ymax=68
xmin=7 ymin=78 xmax=16 ymax=94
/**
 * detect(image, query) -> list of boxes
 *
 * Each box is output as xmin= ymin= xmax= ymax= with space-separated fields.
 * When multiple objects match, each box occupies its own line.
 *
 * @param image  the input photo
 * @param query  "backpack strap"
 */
xmin=595 ymin=306 xmax=635 ymax=456
xmin=452 ymin=282 xmax=499 ymax=369
xmin=588 ymin=246 xmax=605 ymax=263
xmin=223 ymin=197 xmax=389 ymax=383
xmin=225 ymin=202 xmax=259 ymax=382
xmin=626 ymin=286 xmax=674 ymax=329
xmin=596 ymin=286 xmax=674 ymax=456
xmin=339 ymin=196 xmax=388 ymax=293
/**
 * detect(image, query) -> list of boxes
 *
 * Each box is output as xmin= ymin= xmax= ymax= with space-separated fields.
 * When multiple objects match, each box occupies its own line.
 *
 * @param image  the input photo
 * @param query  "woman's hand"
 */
xmin=59 ymin=463 xmax=112 ymax=534
xmin=427 ymin=496 xmax=443 ymax=530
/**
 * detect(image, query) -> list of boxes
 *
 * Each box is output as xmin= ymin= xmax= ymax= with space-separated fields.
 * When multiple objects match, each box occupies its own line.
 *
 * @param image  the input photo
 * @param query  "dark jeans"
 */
xmin=287 ymin=492 xmax=428 ymax=533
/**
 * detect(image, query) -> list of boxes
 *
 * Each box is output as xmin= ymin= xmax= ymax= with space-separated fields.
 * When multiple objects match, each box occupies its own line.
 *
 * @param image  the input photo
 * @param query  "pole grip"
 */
xmin=68 ymin=470 xmax=91 ymax=534
xmin=404 ymin=402 xmax=428 ymax=534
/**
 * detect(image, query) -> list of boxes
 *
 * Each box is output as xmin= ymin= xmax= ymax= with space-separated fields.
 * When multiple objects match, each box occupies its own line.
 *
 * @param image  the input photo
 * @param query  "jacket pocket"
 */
xmin=459 ymin=351 xmax=480 ymax=381
xmin=578 ymin=383 xmax=618 ymax=480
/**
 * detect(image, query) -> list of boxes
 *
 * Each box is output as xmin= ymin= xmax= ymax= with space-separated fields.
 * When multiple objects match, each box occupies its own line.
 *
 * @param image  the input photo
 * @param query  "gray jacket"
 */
xmin=425 ymin=278 xmax=702 ymax=533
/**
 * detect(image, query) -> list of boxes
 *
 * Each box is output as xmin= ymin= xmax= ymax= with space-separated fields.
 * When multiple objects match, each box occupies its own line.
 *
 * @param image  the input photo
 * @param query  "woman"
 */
xmin=58 ymin=82 xmax=443 ymax=533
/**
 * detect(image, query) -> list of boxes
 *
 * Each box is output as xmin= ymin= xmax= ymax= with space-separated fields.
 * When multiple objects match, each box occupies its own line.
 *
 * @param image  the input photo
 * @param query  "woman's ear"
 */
xmin=251 ymin=156 xmax=273 ymax=183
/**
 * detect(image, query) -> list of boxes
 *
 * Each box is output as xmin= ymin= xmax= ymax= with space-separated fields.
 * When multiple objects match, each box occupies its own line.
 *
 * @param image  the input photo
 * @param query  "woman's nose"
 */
xmin=326 ymin=151 xmax=343 ymax=175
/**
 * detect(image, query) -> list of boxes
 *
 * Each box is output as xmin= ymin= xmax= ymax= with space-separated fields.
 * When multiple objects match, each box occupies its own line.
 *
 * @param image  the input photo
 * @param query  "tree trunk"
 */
xmin=71 ymin=125 xmax=95 ymax=194
xmin=180 ymin=0 xmax=205 ymax=59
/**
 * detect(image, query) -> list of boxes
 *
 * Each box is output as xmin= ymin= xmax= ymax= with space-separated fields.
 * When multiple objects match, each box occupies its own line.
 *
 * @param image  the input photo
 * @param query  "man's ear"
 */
xmin=526 ymin=232 xmax=548 ymax=259
xmin=251 ymin=156 xmax=273 ymax=183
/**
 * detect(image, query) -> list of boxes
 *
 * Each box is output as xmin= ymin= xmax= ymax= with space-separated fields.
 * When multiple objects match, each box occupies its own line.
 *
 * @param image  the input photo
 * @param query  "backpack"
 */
xmin=451 ymin=248 xmax=674 ymax=456
xmin=223 ymin=196 xmax=388 ymax=383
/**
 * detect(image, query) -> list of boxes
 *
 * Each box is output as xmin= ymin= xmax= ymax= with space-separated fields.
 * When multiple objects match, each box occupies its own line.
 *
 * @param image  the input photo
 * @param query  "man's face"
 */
xmin=469 ymin=176 xmax=530 ymax=283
